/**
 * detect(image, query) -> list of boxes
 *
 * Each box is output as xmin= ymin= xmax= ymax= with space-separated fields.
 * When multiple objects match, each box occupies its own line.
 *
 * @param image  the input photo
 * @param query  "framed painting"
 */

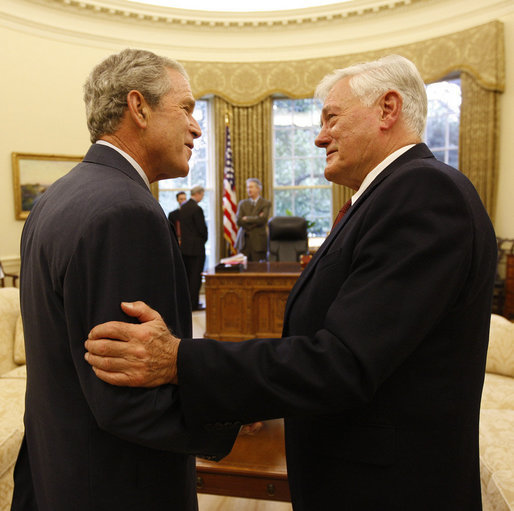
xmin=12 ymin=152 xmax=83 ymax=220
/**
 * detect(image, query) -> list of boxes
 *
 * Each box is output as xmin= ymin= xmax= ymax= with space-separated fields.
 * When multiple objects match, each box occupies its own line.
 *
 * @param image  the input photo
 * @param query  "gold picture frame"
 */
xmin=12 ymin=152 xmax=83 ymax=220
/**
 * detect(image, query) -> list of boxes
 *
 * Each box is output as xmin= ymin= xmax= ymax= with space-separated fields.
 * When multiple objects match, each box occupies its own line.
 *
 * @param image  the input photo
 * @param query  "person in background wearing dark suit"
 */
xmin=85 ymin=55 xmax=497 ymax=510
xmin=235 ymin=177 xmax=271 ymax=261
xmin=12 ymin=49 xmax=238 ymax=511
xmin=180 ymin=185 xmax=208 ymax=311
xmin=168 ymin=191 xmax=187 ymax=244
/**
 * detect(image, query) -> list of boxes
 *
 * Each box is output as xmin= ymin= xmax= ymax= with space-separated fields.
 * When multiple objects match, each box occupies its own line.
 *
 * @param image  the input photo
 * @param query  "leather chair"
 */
xmin=268 ymin=216 xmax=308 ymax=262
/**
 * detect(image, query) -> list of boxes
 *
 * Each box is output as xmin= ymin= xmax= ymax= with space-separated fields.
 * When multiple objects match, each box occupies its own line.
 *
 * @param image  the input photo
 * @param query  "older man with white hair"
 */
xmin=86 ymin=55 xmax=497 ymax=510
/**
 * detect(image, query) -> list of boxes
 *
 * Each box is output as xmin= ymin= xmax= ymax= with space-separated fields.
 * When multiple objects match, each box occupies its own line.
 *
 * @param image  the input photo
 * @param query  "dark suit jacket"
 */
xmin=168 ymin=208 xmax=181 ymax=230
xmin=235 ymin=197 xmax=271 ymax=255
xmin=179 ymin=199 xmax=207 ymax=257
xmin=13 ymin=144 xmax=236 ymax=511
xmin=178 ymin=145 xmax=497 ymax=510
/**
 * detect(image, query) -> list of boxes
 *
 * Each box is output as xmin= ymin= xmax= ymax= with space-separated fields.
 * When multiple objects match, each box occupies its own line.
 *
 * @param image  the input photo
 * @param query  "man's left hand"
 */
xmin=84 ymin=301 xmax=179 ymax=387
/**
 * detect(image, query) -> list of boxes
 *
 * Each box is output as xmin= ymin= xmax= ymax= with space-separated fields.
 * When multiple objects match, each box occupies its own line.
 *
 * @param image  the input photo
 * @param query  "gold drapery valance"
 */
xmin=184 ymin=21 xmax=504 ymax=106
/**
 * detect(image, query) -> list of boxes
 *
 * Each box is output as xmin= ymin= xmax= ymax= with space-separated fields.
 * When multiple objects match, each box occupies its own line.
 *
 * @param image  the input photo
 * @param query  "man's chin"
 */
xmin=154 ymin=167 xmax=190 ymax=182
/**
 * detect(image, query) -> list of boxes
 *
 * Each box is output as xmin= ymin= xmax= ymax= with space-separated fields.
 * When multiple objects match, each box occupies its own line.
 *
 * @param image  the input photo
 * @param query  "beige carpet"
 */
xmin=198 ymin=494 xmax=292 ymax=511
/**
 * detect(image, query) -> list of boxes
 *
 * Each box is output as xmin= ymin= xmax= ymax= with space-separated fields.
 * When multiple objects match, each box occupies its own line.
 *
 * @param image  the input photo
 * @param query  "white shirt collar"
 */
xmin=96 ymin=140 xmax=151 ymax=190
xmin=351 ymin=144 xmax=415 ymax=205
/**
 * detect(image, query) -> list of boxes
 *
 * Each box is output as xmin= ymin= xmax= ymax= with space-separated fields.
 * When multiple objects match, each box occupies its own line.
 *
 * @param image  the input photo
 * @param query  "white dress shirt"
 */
xmin=351 ymin=144 xmax=415 ymax=205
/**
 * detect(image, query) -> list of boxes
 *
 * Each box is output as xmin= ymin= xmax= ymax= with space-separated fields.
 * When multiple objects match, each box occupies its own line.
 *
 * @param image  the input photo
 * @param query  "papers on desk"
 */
xmin=216 ymin=253 xmax=248 ymax=273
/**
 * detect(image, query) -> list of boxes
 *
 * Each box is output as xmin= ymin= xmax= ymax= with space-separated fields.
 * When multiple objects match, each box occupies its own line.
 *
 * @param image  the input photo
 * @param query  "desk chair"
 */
xmin=268 ymin=216 xmax=308 ymax=262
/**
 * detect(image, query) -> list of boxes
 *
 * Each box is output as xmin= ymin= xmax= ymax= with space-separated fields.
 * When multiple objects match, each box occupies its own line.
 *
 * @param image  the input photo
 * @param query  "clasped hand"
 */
xmin=84 ymin=301 xmax=179 ymax=387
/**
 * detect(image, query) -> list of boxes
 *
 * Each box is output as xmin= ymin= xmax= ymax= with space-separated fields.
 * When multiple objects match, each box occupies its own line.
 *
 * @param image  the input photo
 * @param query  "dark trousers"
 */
xmin=182 ymin=252 xmax=205 ymax=309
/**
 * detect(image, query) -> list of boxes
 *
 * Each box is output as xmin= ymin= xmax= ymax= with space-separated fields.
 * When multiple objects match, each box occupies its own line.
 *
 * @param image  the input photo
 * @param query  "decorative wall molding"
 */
xmin=28 ymin=0 xmax=429 ymax=29
xmin=184 ymin=21 xmax=504 ymax=105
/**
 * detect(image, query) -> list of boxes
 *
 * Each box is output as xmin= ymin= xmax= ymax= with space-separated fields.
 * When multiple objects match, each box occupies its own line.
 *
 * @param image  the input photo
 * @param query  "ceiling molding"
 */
xmin=26 ymin=0 xmax=429 ymax=29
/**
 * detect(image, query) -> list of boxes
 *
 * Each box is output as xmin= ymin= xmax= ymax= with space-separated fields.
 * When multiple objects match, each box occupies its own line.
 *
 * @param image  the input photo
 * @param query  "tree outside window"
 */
xmin=425 ymin=78 xmax=461 ymax=167
xmin=273 ymin=98 xmax=331 ymax=236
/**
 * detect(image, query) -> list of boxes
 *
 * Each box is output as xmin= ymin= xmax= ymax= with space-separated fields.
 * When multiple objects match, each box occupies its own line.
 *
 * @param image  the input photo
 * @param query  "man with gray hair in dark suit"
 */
xmin=235 ymin=177 xmax=271 ymax=261
xmin=12 ymin=48 xmax=237 ymax=511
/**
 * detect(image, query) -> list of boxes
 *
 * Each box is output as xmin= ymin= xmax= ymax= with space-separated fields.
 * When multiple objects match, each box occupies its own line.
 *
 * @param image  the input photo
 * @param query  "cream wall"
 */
xmin=1 ymin=0 xmax=513 ymax=268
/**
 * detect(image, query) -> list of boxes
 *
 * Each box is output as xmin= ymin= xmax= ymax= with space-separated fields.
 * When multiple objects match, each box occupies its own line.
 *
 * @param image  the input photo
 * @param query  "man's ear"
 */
xmin=126 ymin=90 xmax=148 ymax=129
xmin=379 ymin=90 xmax=402 ymax=131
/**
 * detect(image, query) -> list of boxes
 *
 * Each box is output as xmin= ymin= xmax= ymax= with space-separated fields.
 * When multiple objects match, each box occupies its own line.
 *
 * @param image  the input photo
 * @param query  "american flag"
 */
xmin=223 ymin=125 xmax=238 ymax=254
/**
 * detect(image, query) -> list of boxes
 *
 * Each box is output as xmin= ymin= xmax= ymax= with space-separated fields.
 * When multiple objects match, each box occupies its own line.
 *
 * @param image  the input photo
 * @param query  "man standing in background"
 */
xmin=180 ymin=185 xmax=208 ymax=311
xmin=168 ymin=190 xmax=187 ymax=244
xmin=235 ymin=177 xmax=271 ymax=261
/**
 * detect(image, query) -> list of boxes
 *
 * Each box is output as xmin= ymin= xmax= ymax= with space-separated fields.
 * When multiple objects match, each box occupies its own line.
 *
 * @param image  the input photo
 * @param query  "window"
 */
xmin=272 ymin=98 xmax=331 ymax=236
xmin=158 ymin=99 xmax=216 ymax=269
xmin=425 ymin=78 xmax=461 ymax=167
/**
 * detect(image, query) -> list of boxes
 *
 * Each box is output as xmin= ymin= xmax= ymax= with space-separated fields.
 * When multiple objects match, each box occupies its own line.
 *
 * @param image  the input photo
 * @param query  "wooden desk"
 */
xmin=203 ymin=262 xmax=302 ymax=342
xmin=198 ymin=263 xmax=298 ymax=501
xmin=196 ymin=419 xmax=290 ymax=502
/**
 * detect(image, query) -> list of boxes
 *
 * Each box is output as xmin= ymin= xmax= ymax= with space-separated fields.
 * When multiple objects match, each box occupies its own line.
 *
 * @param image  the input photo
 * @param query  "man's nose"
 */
xmin=191 ymin=117 xmax=202 ymax=139
xmin=315 ymin=128 xmax=329 ymax=148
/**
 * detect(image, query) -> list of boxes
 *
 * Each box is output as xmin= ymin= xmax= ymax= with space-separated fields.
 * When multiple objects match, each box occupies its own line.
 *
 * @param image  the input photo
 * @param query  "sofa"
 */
xmin=480 ymin=313 xmax=514 ymax=510
xmin=0 ymin=287 xmax=26 ymax=510
xmin=0 ymin=286 xmax=513 ymax=510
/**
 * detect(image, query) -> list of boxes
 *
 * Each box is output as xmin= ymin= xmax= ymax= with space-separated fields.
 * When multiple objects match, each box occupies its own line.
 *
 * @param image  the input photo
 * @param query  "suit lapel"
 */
xmin=82 ymin=144 xmax=150 ymax=192
xmin=284 ymin=144 xmax=435 ymax=320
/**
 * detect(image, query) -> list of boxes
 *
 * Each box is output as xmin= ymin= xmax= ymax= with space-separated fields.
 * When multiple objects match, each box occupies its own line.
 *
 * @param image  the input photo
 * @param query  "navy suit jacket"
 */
xmin=179 ymin=199 xmax=207 ymax=257
xmin=178 ymin=144 xmax=497 ymax=510
xmin=13 ymin=144 xmax=237 ymax=511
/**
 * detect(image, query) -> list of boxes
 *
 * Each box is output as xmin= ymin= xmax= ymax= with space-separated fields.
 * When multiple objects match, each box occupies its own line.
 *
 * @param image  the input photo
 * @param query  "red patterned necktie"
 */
xmin=331 ymin=199 xmax=352 ymax=231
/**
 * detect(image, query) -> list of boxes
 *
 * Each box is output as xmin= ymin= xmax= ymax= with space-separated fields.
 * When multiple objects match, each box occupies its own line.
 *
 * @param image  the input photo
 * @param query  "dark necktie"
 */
xmin=331 ymin=199 xmax=352 ymax=231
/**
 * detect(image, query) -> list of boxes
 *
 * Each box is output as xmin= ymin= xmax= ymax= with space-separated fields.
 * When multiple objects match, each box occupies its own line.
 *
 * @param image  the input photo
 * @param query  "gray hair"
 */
xmin=191 ymin=185 xmax=204 ymax=195
xmin=83 ymin=49 xmax=188 ymax=143
xmin=315 ymin=55 xmax=427 ymax=138
xmin=246 ymin=178 xmax=262 ymax=190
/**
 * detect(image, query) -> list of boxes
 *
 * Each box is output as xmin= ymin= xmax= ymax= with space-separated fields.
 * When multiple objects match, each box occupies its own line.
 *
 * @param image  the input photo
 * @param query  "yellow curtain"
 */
xmin=459 ymin=72 xmax=500 ymax=220
xmin=214 ymin=96 xmax=272 ymax=258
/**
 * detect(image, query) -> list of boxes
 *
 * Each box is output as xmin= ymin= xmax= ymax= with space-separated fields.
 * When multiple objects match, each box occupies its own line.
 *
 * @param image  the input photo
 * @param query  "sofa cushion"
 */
xmin=13 ymin=315 xmax=25 ymax=366
xmin=0 ymin=366 xmax=26 ymax=379
xmin=480 ymin=409 xmax=514 ymax=511
xmin=481 ymin=373 xmax=514 ymax=410
xmin=0 ymin=289 xmax=20 ymax=375
xmin=0 ymin=378 xmax=25 ymax=479
xmin=487 ymin=315 xmax=514 ymax=378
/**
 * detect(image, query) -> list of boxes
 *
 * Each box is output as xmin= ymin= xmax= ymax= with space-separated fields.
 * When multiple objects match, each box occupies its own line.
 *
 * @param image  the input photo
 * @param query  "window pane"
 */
xmin=448 ymin=149 xmax=458 ymax=168
xmin=274 ymin=189 xmax=293 ymax=216
xmin=273 ymin=97 xmax=331 ymax=235
xmin=274 ymin=128 xmax=293 ymax=158
xmin=273 ymin=100 xmax=293 ymax=125
xmin=425 ymin=79 xmax=461 ymax=166
xmin=312 ymin=157 xmax=326 ymax=185
xmin=159 ymin=190 xmax=177 ymax=214
xmin=294 ymin=128 xmax=314 ymax=157
xmin=294 ymin=159 xmax=313 ymax=186
xmin=275 ymin=159 xmax=293 ymax=186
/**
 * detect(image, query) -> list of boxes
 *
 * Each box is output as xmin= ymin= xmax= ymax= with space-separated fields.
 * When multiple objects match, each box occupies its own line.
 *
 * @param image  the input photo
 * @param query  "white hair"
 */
xmin=315 ymin=55 xmax=427 ymax=138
